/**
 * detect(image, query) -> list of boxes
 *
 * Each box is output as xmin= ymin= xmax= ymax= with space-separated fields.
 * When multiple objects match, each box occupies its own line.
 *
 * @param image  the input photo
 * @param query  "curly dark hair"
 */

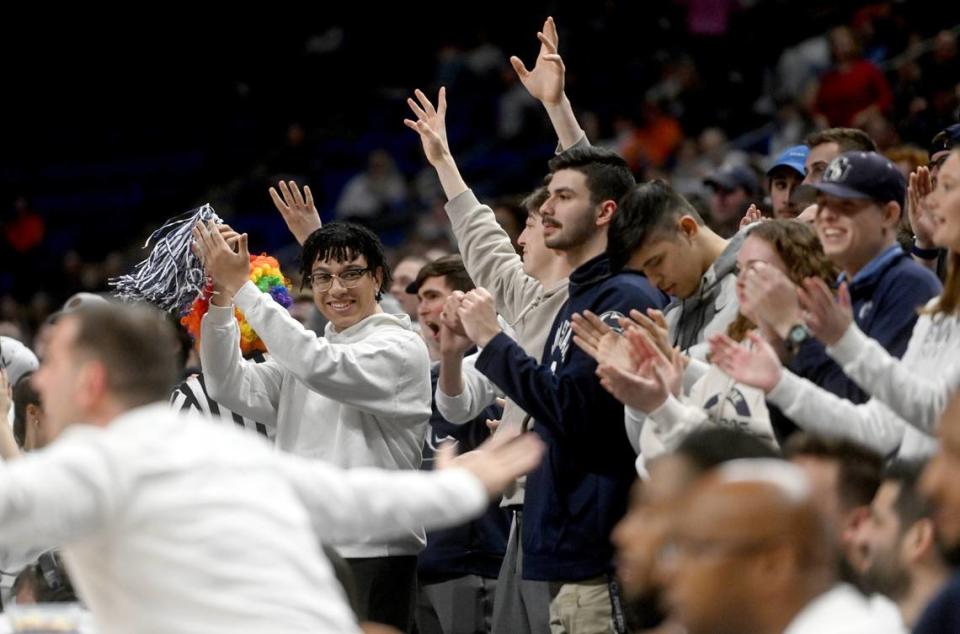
xmin=727 ymin=220 xmax=839 ymax=342
xmin=299 ymin=222 xmax=392 ymax=301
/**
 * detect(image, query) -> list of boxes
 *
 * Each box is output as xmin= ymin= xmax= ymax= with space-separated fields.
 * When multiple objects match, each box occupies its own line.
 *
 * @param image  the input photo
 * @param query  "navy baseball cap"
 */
xmin=767 ymin=145 xmax=809 ymax=178
xmin=930 ymin=123 xmax=960 ymax=160
xmin=705 ymin=165 xmax=760 ymax=194
xmin=810 ymin=151 xmax=906 ymax=207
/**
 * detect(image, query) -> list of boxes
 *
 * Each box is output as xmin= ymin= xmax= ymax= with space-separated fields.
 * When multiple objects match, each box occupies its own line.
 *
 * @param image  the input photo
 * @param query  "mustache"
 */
xmin=542 ymin=218 xmax=562 ymax=228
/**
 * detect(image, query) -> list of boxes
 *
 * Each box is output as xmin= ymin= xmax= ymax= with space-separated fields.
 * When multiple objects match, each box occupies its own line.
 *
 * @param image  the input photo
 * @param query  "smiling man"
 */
xmin=196 ymin=221 xmax=432 ymax=631
xmin=809 ymin=151 xmax=941 ymax=364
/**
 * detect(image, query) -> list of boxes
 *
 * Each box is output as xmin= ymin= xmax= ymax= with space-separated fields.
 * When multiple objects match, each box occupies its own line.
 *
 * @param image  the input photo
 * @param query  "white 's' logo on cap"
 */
xmin=824 ymin=157 xmax=852 ymax=183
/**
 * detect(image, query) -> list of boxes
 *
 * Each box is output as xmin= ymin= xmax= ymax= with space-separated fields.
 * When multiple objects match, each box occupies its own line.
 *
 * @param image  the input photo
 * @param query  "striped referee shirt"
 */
xmin=170 ymin=358 xmax=275 ymax=441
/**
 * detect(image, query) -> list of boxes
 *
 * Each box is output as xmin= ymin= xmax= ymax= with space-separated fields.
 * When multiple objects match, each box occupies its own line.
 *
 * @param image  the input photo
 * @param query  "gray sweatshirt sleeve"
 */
xmin=200 ymin=303 xmax=283 ymax=426
xmin=767 ymin=370 xmax=906 ymax=456
xmin=445 ymin=190 xmax=543 ymax=323
xmin=827 ymin=320 xmax=960 ymax=435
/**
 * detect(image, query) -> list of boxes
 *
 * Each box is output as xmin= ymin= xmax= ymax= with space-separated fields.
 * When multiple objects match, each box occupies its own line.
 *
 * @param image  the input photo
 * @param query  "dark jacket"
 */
xmin=476 ymin=253 xmax=667 ymax=581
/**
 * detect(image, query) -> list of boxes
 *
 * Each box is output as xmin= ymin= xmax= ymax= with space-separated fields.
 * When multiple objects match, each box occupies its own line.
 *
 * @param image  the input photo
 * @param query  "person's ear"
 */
xmin=26 ymin=403 xmax=41 ymax=426
xmin=76 ymin=361 xmax=109 ymax=410
xmin=678 ymin=216 xmax=700 ymax=242
xmin=597 ymin=200 xmax=618 ymax=227
xmin=884 ymin=201 xmax=902 ymax=229
xmin=904 ymin=517 xmax=938 ymax=564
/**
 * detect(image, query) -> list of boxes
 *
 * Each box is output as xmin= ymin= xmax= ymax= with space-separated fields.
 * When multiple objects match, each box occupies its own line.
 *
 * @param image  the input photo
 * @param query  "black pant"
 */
xmin=347 ymin=555 xmax=418 ymax=632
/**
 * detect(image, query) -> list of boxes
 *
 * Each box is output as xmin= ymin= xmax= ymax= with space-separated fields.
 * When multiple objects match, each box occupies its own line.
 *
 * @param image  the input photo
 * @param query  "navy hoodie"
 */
xmin=476 ymin=253 xmax=667 ymax=581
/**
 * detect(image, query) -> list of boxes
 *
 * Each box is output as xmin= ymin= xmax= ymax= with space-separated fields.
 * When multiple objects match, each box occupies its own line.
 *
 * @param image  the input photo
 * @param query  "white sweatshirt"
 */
xmin=201 ymin=280 xmax=432 ymax=556
xmin=765 ymin=305 xmax=960 ymax=458
xmin=632 ymin=357 xmax=777 ymax=476
xmin=826 ymin=310 xmax=960 ymax=435
xmin=0 ymin=404 xmax=489 ymax=634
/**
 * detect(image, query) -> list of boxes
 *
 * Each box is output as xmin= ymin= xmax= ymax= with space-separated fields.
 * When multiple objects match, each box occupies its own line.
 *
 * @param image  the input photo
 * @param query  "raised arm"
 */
xmin=405 ymin=89 xmax=543 ymax=320
xmin=194 ymin=223 xmax=283 ymax=423
xmin=0 ymin=370 xmax=20 ymax=460
xmin=269 ymin=180 xmax=322 ymax=246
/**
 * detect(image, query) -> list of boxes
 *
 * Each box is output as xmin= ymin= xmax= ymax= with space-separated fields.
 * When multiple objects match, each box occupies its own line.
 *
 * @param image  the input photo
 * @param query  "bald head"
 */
xmin=921 ymin=391 xmax=960 ymax=553
xmin=665 ymin=460 xmax=836 ymax=634
xmin=687 ymin=460 xmax=832 ymax=568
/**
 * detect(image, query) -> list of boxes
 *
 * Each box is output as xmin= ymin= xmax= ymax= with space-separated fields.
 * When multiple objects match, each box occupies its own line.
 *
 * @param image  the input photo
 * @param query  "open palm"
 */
xmin=404 ymin=88 xmax=450 ymax=166
xmin=510 ymin=16 xmax=565 ymax=106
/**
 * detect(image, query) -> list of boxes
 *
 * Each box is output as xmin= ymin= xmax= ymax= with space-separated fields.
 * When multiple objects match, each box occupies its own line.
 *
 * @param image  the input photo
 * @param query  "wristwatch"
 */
xmin=785 ymin=324 xmax=810 ymax=355
xmin=911 ymin=240 xmax=940 ymax=260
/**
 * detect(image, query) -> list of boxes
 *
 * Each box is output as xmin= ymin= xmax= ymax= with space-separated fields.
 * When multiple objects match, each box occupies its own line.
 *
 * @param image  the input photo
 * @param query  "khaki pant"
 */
xmin=548 ymin=577 xmax=614 ymax=634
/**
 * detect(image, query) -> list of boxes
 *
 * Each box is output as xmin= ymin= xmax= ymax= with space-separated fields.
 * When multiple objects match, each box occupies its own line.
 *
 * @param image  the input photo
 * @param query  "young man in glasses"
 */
xmin=197 ymin=220 xmax=432 ymax=632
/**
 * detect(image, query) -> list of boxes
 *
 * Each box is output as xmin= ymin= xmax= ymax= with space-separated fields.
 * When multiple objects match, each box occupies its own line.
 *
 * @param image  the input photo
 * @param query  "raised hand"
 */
xmin=0 ymin=368 xmax=11 ymax=422
xmin=908 ymin=166 xmax=937 ymax=250
xmin=0 ymin=368 xmax=20 ymax=460
xmin=709 ymin=331 xmax=783 ymax=393
xmin=739 ymin=262 xmax=803 ymax=339
xmin=798 ymin=278 xmax=852 ymax=346
xmin=193 ymin=220 xmax=250 ymax=303
xmin=510 ymin=16 xmax=565 ymax=106
xmin=269 ymin=180 xmax=321 ymax=246
xmin=404 ymin=87 xmax=450 ymax=167
xmin=739 ymin=204 xmax=764 ymax=230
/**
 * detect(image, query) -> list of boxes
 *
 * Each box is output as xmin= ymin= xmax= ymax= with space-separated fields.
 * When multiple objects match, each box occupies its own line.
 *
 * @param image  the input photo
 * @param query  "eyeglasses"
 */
xmin=307 ymin=268 xmax=371 ymax=292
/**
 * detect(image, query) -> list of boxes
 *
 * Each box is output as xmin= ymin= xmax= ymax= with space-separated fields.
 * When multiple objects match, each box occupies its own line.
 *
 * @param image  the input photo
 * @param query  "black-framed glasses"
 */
xmin=306 ymin=268 xmax=372 ymax=291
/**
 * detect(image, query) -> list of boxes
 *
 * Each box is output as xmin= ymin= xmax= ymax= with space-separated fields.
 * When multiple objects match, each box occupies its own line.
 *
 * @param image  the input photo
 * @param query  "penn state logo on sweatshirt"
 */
xmin=548 ymin=311 xmax=626 ymax=372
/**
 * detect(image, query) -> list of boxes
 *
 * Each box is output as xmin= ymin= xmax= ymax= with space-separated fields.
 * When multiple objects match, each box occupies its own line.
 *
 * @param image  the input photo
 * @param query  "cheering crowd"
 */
xmin=3 ymin=12 xmax=960 ymax=634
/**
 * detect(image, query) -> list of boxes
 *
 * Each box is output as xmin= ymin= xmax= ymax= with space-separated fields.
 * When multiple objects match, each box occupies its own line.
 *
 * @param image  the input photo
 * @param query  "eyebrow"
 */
xmin=311 ymin=264 xmax=366 ymax=273
xmin=550 ymin=187 xmax=577 ymax=196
